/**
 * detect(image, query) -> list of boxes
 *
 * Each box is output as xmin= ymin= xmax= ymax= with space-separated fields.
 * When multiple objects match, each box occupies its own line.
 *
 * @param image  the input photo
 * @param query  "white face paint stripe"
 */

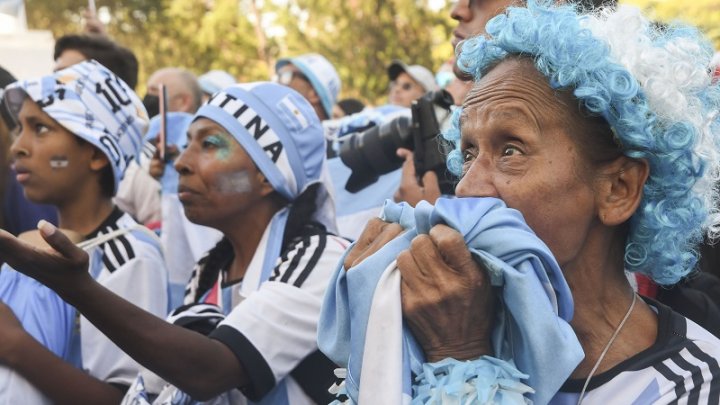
xmin=49 ymin=156 xmax=69 ymax=169
xmin=216 ymin=170 xmax=253 ymax=195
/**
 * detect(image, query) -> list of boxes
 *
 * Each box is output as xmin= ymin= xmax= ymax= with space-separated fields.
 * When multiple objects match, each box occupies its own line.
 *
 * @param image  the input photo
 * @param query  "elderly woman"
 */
xmin=0 ymin=82 xmax=347 ymax=404
xmin=327 ymin=1 xmax=720 ymax=404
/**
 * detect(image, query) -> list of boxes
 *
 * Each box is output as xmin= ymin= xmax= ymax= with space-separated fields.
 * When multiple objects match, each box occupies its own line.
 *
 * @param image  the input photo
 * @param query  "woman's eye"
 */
xmin=462 ymin=149 xmax=475 ymax=163
xmin=35 ymin=124 xmax=50 ymax=134
xmin=501 ymin=145 xmax=522 ymax=156
xmin=202 ymin=134 xmax=228 ymax=149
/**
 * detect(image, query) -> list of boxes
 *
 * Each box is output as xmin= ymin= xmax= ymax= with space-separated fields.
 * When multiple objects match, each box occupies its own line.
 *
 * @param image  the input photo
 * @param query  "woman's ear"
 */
xmin=596 ymin=156 xmax=649 ymax=226
xmin=88 ymin=146 xmax=110 ymax=172
xmin=256 ymin=171 xmax=276 ymax=198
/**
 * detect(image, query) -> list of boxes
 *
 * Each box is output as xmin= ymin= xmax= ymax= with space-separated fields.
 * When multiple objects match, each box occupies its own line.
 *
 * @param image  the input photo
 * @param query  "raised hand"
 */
xmin=149 ymin=144 xmax=180 ymax=180
xmin=343 ymin=218 xmax=404 ymax=270
xmin=0 ymin=221 xmax=91 ymax=295
xmin=397 ymin=224 xmax=495 ymax=362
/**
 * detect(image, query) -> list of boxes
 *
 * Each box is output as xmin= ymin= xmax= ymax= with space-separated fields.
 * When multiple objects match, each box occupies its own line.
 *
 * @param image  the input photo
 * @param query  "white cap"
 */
xmin=275 ymin=53 xmax=341 ymax=119
xmin=388 ymin=61 xmax=440 ymax=92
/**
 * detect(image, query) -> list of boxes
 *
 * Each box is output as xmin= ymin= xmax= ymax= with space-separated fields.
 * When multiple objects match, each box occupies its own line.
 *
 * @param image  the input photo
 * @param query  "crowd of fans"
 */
xmin=0 ymin=0 xmax=719 ymax=404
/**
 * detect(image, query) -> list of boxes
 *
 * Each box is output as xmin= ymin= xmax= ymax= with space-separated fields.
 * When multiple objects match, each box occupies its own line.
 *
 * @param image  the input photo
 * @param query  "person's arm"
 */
xmin=0 ymin=223 xmax=249 ymax=401
xmin=0 ymin=303 xmax=124 ymax=403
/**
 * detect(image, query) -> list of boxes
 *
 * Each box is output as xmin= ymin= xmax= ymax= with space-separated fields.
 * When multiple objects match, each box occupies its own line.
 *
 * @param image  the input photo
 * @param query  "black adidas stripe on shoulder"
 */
xmin=653 ymin=340 xmax=720 ymax=404
xmin=269 ymin=233 xmax=328 ymax=288
xmin=686 ymin=341 xmax=720 ymax=403
xmin=654 ymin=359 xmax=686 ymax=400
xmin=279 ymin=235 xmax=311 ymax=283
xmin=98 ymin=224 xmax=137 ymax=273
xmin=293 ymin=233 xmax=326 ymax=288
xmin=672 ymin=351 xmax=703 ymax=404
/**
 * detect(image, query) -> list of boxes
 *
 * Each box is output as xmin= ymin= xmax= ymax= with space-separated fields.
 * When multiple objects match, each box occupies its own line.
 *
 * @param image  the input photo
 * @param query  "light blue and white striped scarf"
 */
xmin=318 ymin=197 xmax=584 ymax=404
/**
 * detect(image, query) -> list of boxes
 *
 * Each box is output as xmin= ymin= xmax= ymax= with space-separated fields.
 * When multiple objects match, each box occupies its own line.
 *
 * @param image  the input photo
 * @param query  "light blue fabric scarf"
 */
xmin=318 ymin=197 xmax=584 ymax=404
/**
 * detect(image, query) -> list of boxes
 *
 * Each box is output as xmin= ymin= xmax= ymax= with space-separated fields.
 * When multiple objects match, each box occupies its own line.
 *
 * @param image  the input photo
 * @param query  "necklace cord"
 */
xmin=576 ymin=293 xmax=638 ymax=404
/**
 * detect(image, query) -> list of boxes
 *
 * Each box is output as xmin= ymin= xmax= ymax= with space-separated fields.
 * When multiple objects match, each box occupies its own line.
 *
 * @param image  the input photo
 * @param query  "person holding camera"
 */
xmin=387 ymin=61 xmax=439 ymax=108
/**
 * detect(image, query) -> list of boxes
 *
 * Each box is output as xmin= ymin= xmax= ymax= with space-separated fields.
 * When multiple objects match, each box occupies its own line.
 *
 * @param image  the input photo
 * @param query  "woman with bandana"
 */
xmin=0 ymin=61 xmax=169 ymax=403
xmin=0 ymin=82 xmax=347 ymax=405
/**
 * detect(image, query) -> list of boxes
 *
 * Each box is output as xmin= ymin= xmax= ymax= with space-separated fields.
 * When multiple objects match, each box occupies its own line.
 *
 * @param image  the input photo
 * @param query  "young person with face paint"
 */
xmin=0 ymin=60 xmax=169 ymax=404
xmin=0 ymin=82 xmax=347 ymax=404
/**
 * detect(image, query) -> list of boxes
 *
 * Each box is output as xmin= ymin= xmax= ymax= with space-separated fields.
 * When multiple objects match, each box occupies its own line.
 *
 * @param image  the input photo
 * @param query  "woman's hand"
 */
xmin=397 ymin=224 xmax=495 ymax=363
xmin=343 ymin=218 xmax=404 ymax=270
xmin=0 ymin=301 xmax=28 ymax=367
xmin=0 ymin=221 xmax=90 ymax=295
xmin=149 ymin=144 xmax=180 ymax=180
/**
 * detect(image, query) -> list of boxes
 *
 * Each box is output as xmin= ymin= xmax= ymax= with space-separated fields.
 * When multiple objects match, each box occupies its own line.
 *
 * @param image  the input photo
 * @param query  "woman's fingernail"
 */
xmin=37 ymin=220 xmax=57 ymax=237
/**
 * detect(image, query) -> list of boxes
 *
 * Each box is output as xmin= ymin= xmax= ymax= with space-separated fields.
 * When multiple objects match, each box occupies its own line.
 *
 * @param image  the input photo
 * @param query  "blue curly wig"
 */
xmin=444 ymin=1 xmax=720 ymax=284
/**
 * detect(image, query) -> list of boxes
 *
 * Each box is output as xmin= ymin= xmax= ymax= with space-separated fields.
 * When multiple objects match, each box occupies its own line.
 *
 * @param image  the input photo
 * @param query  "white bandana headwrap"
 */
xmin=195 ymin=82 xmax=338 ymax=288
xmin=4 ymin=60 xmax=148 ymax=193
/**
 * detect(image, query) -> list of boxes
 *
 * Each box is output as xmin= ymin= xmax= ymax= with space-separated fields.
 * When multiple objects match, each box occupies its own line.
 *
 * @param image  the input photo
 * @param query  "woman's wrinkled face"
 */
xmin=10 ymin=98 xmax=99 ymax=205
xmin=174 ymin=118 xmax=266 ymax=227
xmin=456 ymin=58 xmax=600 ymax=267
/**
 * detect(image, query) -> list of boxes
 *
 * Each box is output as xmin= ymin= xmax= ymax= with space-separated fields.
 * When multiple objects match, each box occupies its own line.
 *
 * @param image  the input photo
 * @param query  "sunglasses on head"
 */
xmin=274 ymin=70 xmax=310 ymax=86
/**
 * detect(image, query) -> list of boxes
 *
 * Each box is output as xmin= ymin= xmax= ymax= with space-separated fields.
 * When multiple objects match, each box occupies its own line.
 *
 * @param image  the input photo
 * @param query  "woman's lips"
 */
xmin=13 ymin=166 xmax=30 ymax=183
xmin=15 ymin=172 xmax=30 ymax=183
xmin=177 ymin=185 xmax=199 ymax=202
xmin=452 ymin=32 xmax=466 ymax=49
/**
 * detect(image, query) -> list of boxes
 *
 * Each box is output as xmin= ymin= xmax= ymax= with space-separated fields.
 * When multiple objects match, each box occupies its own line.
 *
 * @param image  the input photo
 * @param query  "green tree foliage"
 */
xmin=25 ymin=0 xmax=454 ymax=103
xmin=622 ymin=0 xmax=720 ymax=49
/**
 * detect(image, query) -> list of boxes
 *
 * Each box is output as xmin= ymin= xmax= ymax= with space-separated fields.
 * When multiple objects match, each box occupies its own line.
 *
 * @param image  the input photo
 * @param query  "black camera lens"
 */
xmin=339 ymin=116 xmax=412 ymax=192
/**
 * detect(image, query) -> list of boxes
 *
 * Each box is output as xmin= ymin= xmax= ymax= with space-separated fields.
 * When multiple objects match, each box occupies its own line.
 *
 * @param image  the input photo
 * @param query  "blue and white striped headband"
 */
xmin=195 ymin=82 xmax=325 ymax=201
xmin=4 ymin=60 xmax=148 ymax=193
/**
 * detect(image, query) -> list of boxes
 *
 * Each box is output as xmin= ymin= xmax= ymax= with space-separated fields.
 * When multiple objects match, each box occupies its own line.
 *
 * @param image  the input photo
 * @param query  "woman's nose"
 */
xmin=451 ymin=0 xmax=472 ymax=22
xmin=454 ymin=157 xmax=498 ymax=198
xmin=173 ymin=148 xmax=193 ymax=175
xmin=9 ymin=130 xmax=30 ymax=159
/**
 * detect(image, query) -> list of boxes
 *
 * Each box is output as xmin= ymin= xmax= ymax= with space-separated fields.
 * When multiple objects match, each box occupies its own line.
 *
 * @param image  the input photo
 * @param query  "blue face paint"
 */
xmin=203 ymin=133 xmax=235 ymax=162
xmin=201 ymin=133 xmax=254 ymax=195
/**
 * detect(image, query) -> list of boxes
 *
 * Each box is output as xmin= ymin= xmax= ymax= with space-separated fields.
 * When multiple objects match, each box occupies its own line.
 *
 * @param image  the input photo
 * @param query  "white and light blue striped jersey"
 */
xmin=0 ymin=207 xmax=168 ymax=403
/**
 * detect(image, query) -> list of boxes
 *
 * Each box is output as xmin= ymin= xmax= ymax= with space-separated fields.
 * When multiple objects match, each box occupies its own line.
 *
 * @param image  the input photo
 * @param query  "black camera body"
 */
xmin=339 ymin=90 xmax=455 ymax=194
